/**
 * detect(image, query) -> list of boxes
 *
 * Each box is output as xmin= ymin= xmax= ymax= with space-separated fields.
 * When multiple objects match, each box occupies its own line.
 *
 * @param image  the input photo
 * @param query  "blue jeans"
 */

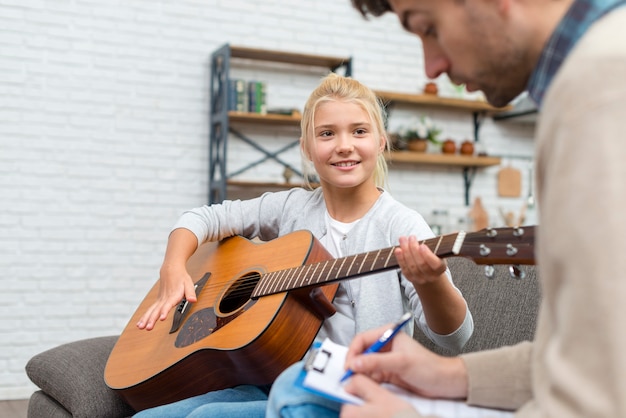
xmin=132 ymin=384 xmax=269 ymax=418
xmin=266 ymin=361 xmax=341 ymax=418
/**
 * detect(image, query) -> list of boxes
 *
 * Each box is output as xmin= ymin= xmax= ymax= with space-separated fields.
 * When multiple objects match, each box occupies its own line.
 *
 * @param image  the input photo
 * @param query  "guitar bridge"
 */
xmin=169 ymin=272 xmax=211 ymax=334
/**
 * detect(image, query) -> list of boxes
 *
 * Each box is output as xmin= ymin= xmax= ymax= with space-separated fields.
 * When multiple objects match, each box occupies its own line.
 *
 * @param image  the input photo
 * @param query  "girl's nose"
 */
xmin=335 ymin=133 xmax=354 ymax=153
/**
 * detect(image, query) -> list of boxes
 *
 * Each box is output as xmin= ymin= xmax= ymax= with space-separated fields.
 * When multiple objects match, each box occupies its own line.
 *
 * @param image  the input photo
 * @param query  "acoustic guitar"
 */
xmin=105 ymin=226 xmax=535 ymax=411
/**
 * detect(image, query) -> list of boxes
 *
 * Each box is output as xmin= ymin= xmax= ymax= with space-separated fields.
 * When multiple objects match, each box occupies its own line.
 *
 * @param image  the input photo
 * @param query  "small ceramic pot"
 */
xmin=441 ymin=139 xmax=457 ymax=154
xmin=460 ymin=140 xmax=475 ymax=156
xmin=407 ymin=139 xmax=428 ymax=153
xmin=423 ymin=82 xmax=438 ymax=95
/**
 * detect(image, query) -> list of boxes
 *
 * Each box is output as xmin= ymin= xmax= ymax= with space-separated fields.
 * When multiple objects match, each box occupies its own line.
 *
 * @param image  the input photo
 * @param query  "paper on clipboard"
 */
xmin=300 ymin=339 xmax=363 ymax=404
xmin=298 ymin=338 xmax=514 ymax=417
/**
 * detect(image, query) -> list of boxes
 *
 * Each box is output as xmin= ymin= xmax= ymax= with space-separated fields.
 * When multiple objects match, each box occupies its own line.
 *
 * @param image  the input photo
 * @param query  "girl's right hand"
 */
xmin=136 ymin=228 xmax=201 ymax=331
xmin=136 ymin=264 xmax=197 ymax=331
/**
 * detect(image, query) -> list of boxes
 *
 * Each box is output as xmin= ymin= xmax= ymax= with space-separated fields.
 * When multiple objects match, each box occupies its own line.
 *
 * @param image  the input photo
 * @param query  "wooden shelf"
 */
xmin=230 ymin=45 xmax=350 ymax=69
xmin=375 ymin=90 xmax=511 ymax=113
xmin=388 ymin=151 xmax=501 ymax=167
xmin=229 ymin=111 xmax=301 ymax=126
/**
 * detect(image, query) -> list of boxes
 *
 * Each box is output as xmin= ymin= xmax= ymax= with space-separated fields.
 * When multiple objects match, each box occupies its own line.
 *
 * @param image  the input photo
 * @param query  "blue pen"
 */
xmin=340 ymin=312 xmax=413 ymax=383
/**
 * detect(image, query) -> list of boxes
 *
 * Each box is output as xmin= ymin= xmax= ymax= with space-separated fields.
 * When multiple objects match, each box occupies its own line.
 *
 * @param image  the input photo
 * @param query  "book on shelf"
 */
xmin=297 ymin=338 xmax=514 ymax=418
xmin=228 ymin=78 xmax=248 ymax=112
xmin=247 ymin=80 xmax=267 ymax=114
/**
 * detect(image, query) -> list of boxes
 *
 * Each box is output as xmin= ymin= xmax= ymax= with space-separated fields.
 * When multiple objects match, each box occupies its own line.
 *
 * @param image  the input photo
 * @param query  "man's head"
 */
xmin=351 ymin=0 xmax=569 ymax=107
xmin=351 ymin=0 xmax=393 ymax=17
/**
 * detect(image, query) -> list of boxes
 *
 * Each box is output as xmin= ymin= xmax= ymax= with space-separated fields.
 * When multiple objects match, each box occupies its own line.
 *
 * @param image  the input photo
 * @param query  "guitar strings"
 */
xmin=176 ymin=240 xmax=533 ymax=302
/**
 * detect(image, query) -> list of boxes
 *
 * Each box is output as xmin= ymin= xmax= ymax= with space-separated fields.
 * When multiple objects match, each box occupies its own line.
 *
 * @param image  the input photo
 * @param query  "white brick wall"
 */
xmin=0 ymin=0 xmax=536 ymax=400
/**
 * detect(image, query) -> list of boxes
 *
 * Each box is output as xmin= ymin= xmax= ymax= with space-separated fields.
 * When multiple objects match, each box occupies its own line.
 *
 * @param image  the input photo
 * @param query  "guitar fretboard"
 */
xmin=251 ymin=232 xmax=465 ymax=298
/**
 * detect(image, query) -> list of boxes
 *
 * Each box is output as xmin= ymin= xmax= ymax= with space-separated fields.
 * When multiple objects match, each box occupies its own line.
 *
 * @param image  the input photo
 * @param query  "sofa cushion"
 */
xmin=25 ymin=335 xmax=135 ymax=418
xmin=28 ymin=390 xmax=72 ymax=418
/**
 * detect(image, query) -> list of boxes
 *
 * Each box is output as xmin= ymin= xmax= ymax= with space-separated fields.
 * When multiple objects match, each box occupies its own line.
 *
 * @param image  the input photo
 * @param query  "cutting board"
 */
xmin=497 ymin=166 xmax=521 ymax=197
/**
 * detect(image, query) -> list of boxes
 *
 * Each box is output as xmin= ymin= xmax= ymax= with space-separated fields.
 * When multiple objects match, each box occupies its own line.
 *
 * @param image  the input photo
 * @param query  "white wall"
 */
xmin=0 ymin=0 xmax=536 ymax=399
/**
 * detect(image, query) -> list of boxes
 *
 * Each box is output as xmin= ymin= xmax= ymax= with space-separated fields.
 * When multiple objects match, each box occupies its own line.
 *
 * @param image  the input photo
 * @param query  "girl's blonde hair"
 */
xmin=300 ymin=73 xmax=390 ymax=188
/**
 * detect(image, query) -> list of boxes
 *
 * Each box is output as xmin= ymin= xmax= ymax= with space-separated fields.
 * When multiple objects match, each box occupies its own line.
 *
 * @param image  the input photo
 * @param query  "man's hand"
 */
xmin=343 ymin=325 xmax=469 ymax=400
xmin=341 ymin=375 xmax=415 ymax=418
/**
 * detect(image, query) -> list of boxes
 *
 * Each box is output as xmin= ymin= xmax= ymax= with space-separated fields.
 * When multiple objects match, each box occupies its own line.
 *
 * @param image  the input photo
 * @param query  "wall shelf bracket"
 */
xmin=462 ymin=166 xmax=478 ymax=206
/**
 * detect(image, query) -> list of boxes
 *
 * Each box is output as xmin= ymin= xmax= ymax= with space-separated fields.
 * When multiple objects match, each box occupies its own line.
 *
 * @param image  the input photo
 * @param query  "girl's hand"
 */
xmin=395 ymin=235 xmax=447 ymax=286
xmin=136 ymin=228 xmax=200 ymax=331
xmin=136 ymin=264 xmax=197 ymax=331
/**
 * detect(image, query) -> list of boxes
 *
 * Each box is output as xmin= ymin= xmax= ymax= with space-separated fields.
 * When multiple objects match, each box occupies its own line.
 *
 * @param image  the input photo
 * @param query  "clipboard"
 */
xmin=296 ymin=339 xmax=363 ymax=405
xmin=295 ymin=338 xmax=515 ymax=417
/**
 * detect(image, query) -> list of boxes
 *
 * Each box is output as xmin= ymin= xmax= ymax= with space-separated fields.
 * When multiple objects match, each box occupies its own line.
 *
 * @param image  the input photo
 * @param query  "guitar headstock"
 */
xmin=455 ymin=226 xmax=535 ymax=266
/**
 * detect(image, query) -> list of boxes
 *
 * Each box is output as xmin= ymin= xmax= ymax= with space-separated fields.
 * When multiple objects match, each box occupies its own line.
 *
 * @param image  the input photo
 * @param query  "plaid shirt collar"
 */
xmin=527 ymin=0 xmax=626 ymax=108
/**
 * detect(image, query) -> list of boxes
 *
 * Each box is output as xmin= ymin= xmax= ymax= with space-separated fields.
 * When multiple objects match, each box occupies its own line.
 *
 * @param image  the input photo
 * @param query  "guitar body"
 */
xmin=105 ymin=231 xmax=338 ymax=411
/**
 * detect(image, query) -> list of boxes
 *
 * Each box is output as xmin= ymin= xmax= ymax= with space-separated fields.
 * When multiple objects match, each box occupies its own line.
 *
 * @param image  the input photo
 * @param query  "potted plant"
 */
xmin=398 ymin=116 xmax=442 ymax=152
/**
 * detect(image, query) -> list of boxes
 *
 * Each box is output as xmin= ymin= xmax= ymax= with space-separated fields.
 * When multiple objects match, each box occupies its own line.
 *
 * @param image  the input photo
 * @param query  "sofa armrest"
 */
xmin=25 ymin=336 xmax=135 ymax=418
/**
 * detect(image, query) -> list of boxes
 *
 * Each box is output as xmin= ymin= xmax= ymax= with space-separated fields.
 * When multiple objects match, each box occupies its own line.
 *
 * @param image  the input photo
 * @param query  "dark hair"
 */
xmin=351 ymin=0 xmax=393 ymax=17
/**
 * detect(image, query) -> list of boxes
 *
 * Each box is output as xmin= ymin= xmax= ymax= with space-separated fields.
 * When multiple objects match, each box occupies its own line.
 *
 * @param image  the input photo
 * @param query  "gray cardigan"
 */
xmin=174 ymin=187 xmax=473 ymax=352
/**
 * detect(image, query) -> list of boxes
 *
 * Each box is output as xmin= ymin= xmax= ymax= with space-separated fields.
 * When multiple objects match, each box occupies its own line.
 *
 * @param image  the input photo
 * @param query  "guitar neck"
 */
xmin=251 ymin=232 xmax=467 ymax=298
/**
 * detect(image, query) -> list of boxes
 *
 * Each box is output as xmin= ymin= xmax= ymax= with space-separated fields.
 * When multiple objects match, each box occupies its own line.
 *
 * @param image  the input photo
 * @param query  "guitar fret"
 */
xmin=357 ymin=253 xmax=368 ymax=274
xmin=274 ymin=269 xmax=289 ymax=293
xmin=308 ymin=262 xmax=322 ymax=286
xmin=328 ymin=258 xmax=340 ymax=282
xmin=433 ymin=235 xmax=444 ymax=255
xmin=335 ymin=257 xmax=349 ymax=280
xmin=369 ymin=249 xmax=382 ymax=272
xmin=267 ymin=271 xmax=281 ymax=295
xmin=258 ymin=272 xmax=272 ymax=296
xmin=296 ymin=265 xmax=310 ymax=289
xmin=347 ymin=254 xmax=358 ymax=276
xmin=384 ymin=247 xmax=396 ymax=267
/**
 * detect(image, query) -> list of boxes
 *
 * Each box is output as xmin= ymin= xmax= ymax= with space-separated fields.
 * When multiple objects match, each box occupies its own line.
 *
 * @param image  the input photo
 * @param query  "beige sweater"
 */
xmin=398 ymin=6 xmax=626 ymax=418
xmin=466 ymin=7 xmax=626 ymax=417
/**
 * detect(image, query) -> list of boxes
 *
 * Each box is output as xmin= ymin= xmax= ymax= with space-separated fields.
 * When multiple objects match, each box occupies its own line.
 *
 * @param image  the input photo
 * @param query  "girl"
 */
xmin=134 ymin=73 xmax=473 ymax=418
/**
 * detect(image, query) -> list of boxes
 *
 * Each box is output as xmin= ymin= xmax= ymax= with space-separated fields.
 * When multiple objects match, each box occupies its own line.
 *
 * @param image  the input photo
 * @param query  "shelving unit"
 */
xmin=376 ymin=90 xmax=509 ymax=205
xmin=208 ymin=44 xmax=352 ymax=204
xmin=208 ymin=44 xmax=511 ymax=205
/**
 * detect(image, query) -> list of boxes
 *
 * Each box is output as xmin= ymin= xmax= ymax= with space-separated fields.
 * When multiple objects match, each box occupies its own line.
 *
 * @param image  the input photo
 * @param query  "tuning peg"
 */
xmin=512 ymin=227 xmax=525 ymax=237
xmin=508 ymin=265 xmax=526 ymax=279
xmin=484 ymin=265 xmax=495 ymax=279
xmin=486 ymin=228 xmax=497 ymax=238
xmin=506 ymin=243 xmax=519 ymax=256
xmin=479 ymin=244 xmax=491 ymax=256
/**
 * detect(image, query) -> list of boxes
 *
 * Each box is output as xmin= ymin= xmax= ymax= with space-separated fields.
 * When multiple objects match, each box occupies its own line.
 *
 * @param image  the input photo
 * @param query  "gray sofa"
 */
xmin=25 ymin=257 xmax=540 ymax=417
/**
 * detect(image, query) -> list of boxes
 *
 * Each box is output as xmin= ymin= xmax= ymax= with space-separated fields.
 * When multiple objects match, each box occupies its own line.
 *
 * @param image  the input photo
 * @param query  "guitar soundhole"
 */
xmin=218 ymin=271 xmax=259 ymax=314
xmin=174 ymin=271 xmax=259 ymax=348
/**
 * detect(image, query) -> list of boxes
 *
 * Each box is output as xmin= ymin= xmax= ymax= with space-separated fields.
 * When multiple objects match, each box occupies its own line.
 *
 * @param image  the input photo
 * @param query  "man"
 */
xmin=339 ymin=0 xmax=626 ymax=417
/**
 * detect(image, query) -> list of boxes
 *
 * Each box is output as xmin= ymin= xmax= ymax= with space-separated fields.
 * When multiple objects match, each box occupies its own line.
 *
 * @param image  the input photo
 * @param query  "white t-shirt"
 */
xmin=315 ymin=211 xmax=360 ymax=346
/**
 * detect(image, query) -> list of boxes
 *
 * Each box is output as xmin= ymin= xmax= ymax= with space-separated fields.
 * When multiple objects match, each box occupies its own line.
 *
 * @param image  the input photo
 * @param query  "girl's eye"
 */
xmin=318 ymin=130 xmax=333 ymax=138
xmin=354 ymin=128 xmax=367 ymax=135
